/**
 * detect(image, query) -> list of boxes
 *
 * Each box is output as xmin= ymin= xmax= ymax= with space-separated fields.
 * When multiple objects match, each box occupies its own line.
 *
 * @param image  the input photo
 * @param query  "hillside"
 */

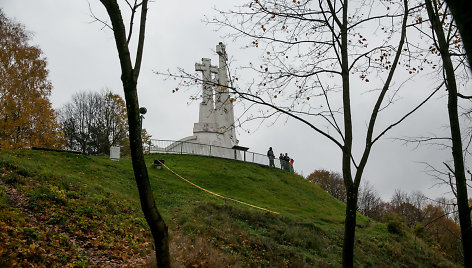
xmin=0 ymin=150 xmax=457 ymax=267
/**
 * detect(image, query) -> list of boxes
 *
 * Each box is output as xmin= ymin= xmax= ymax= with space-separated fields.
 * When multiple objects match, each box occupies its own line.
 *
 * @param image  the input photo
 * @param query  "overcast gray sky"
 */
xmin=1 ymin=0 xmax=469 ymax=201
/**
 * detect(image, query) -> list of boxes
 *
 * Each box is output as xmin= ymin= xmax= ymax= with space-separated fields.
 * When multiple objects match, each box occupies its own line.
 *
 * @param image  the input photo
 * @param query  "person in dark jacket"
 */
xmin=283 ymin=153 xmax=290 ymax=171
xmin=279 ymin=153 xmax=284 ymax=170
xmin=267 ymin=147 xmax=275 ymax=168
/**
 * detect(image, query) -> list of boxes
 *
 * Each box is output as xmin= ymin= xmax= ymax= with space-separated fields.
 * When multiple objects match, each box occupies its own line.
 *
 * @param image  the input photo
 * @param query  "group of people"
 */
xmin=267 ymin=147 xmax=294 ymax=173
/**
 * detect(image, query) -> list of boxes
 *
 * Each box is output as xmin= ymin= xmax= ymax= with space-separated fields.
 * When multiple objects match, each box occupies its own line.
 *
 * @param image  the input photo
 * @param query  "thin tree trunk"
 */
xmin=425 ymin=0 xmax=472 ymax=266
xmin=340 ymin=0 xmax=408 ymax=264
xmin=124 ymin=81 xmax=170 ymax=267
xmin=343 ymin=184 xmax=358 ymax=267
xmin=339 ymin=0 xmax=356 ymax=264
xmin=444 ymin=0 xmax=472 ymax=70
xmin=99 ymin=0 xmax=170 ymax=266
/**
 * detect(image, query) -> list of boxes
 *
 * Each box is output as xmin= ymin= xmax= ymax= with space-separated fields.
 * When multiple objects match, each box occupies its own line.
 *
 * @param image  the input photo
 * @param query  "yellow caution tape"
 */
xmin=155 ymin=159 xmax=280 ymax=215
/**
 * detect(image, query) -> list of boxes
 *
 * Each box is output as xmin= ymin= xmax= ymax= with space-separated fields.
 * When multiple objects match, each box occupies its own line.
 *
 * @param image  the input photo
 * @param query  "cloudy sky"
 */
xmin=1 ymin=0 xmax=469 ymax=201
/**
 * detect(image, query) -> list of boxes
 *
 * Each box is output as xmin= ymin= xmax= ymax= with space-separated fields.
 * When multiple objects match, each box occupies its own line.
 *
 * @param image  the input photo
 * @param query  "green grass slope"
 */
xmin=0 ymin=150 xmax=457 ymax=267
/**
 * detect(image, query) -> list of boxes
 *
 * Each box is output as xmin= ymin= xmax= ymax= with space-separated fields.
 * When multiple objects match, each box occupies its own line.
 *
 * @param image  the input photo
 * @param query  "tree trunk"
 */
xmin=124 ymin=81 xmax=171 ymax=267
xmin=425 ymin=0 xmax=472 ymax=266
xmin=444 ymin=0 xmax=472 ymax=70
xmin=99 ymin=0 xmax=171 ymax=266
xmin=343 ymin=184 xmax=358 ymax=268
xmin=339 ymin=0 xmax=356 ymax=265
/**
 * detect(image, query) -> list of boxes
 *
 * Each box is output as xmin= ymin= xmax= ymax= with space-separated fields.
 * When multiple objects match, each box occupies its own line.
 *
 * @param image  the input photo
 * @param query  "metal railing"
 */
xmin=148 ymin=139 xmax=282 ymax=169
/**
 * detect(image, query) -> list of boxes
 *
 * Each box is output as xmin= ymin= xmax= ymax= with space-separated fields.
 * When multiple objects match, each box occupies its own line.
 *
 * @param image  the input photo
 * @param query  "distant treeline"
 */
xmin=307 ymin=169 xmax=464 ymax=264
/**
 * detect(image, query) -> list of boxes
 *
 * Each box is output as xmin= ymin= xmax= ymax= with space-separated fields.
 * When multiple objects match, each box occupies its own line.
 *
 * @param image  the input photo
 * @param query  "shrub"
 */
xmin=413 ymin=222 xmax=426 ymax=238
xmin=383 ymin=213 xmax=406 ymax=235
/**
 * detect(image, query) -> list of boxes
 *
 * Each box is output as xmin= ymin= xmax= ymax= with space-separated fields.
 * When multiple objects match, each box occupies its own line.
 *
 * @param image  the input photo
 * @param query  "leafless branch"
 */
xmin=126 ymin=0 xmax=142 ymax=45
xmin=133 ymin=0 xmax=147 ymax=80
xmin=457 ymin=93 xmax=472 ymax=99
xmin=373 ymin=81 xmax=444 ymax=144
xmin=88 ymin=1 xmax=113 ymax=31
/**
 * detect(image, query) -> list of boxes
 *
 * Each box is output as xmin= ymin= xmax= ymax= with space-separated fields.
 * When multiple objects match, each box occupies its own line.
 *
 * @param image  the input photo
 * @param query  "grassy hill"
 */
xmin=0 ymin=150 xmax=458 ymax=267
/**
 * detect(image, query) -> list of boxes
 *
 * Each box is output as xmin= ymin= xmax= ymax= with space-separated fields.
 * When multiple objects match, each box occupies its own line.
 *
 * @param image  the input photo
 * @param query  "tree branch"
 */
xmin=133 ymin=0 xmax=147 ymax=81
xmin=89 ymin=1 xmax=113 ymax=31
xmin=457 ymin=93 xmax=472 ymax=99
xmin=373 ymin=81 xmax=444 ymax=144
xmin=354 ymin=0 xmax=409 ymax=186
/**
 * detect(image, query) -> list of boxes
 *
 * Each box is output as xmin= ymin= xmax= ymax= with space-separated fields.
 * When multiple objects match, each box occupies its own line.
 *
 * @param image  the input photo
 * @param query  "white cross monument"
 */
xmin=178 ymin=43 xmax=239 ymax=156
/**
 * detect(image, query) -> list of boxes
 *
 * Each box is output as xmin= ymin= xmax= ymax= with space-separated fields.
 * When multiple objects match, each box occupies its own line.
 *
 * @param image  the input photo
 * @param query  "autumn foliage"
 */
xmin=306 ymin=169 xmax=346 ymax=202
xmin=0 ymin=9 xmax=62 ymax=150
xmin=0 ymin=158 xmax=152 ymax=267
xmin=307 ymin=170 xmax=465 ymax=264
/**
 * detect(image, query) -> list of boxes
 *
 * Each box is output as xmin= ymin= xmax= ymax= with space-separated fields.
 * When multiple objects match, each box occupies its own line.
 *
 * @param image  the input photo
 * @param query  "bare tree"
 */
xmin=424 ymin=0 xmax=472 ymax=265
xmin=409 ymin=191 xmax=428 ymax=223
xmin=358 ymin=181 xmax=384 ymax=221
xmin=388 ymin=189 xmax=426 ymax=226
xmin=205 ymin=1 xmax=423 ymax=266
xmin=60 ymin=90 xmax=128 ymax=154
xmin=97 ymin=1 xmax=170 ymax=266
xmin=160 ymin=0 xmax=448 ymax=264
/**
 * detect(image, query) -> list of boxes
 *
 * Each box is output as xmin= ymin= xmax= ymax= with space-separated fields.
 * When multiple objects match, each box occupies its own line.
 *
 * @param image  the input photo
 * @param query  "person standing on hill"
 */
xmin=267 ymin=147 xmax=275 ymax=168
xmin=279 ymin=153 xmax=284 ymax=170
xmin=289 ymin=158 xmax=294 ymax=173
xmin=283 ymin=153 xmax=290 ymax=171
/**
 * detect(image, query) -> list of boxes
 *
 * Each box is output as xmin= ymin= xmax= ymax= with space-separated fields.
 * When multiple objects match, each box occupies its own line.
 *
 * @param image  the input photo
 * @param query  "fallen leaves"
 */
xmin=0 ymin=167 xmax=152 ymax=267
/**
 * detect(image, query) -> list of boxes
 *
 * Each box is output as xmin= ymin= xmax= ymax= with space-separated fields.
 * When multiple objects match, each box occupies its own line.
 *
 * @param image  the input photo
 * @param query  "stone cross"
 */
xmin=216 ymin=43 xmax=229 ymax=104
xmin=192 ymin=43 xmax=238 ymax=149
xmin=195 ymin=58 xmax=218 ymax=106
xmin=215 ymin=42 xmax=237 ymax=144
